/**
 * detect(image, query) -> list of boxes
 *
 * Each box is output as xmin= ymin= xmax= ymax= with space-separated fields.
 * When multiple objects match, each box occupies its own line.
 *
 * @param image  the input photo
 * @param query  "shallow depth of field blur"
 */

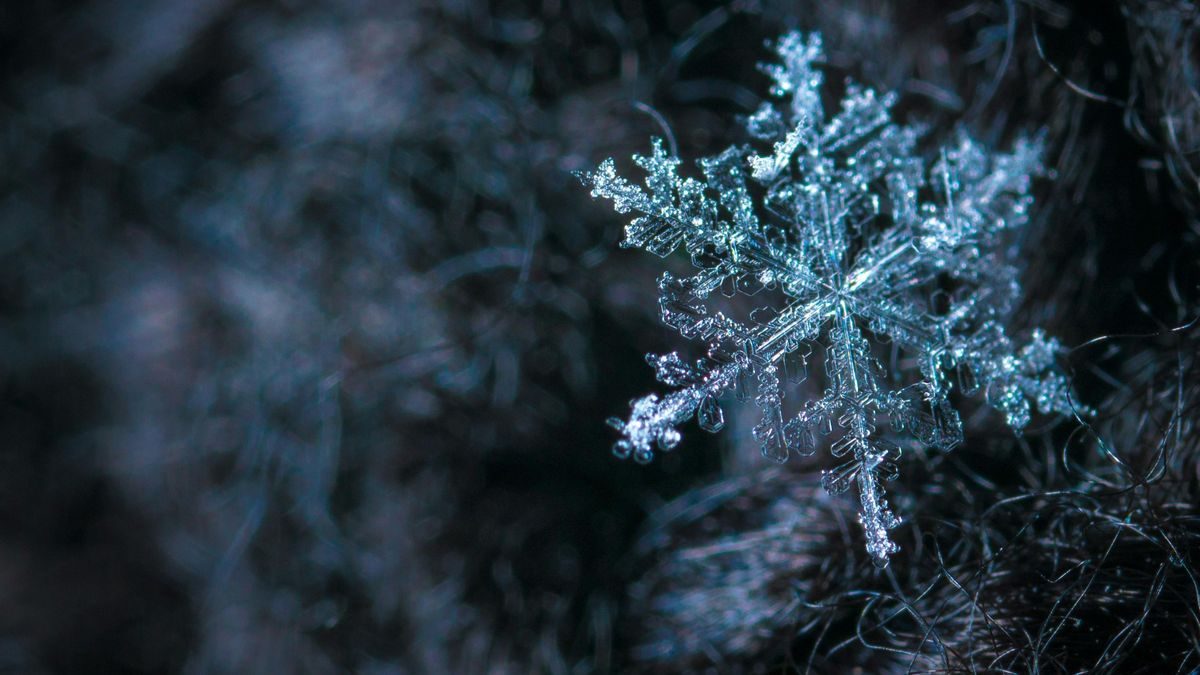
xmin=1 ymin=1 xmax=1198 ymax=673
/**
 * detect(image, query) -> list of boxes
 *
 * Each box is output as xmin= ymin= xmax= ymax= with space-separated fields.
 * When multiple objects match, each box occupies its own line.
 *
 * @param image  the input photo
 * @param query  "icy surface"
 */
xmin=580 ymin=32 xmax=1080 ymax=565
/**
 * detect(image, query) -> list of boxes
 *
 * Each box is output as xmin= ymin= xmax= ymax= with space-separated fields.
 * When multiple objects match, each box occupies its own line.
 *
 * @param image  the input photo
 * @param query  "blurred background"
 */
xmin=1 ymin=1 xmax=1197 ymax=673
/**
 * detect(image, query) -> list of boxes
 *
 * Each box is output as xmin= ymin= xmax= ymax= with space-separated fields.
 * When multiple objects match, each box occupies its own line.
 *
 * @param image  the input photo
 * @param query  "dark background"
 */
xmin=1 ymin=1 xmax=1197 ymax=672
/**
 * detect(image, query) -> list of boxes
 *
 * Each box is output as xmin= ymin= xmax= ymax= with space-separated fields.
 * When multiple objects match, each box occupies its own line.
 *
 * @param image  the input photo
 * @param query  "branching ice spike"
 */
xmin=578 ymin=32 xmax=1084 ymax=566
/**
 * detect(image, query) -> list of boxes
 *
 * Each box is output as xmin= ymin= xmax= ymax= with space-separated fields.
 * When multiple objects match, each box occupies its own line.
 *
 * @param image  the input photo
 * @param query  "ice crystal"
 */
xmin=579 ymin=32 xmax=1081 ymax=565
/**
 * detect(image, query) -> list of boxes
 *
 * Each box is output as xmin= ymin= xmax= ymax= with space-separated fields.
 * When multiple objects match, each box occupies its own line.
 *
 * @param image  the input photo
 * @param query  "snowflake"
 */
xmin=579 ymin=32 xmax=1082 ymax=565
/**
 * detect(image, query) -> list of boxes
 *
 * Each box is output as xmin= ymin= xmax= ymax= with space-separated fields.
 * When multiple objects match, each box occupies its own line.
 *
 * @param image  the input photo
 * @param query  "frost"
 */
xmin=579 ymin=32 xmax=1082 ymax=565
